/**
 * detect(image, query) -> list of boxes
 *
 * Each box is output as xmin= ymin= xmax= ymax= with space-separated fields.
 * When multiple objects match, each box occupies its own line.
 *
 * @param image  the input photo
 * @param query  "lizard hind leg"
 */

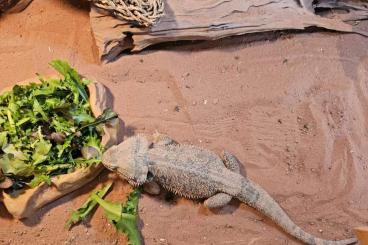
xmin=204 ymin=151 xmax=244 ymax=209
xmin=204 ymin=193 xmax=233 ymax=208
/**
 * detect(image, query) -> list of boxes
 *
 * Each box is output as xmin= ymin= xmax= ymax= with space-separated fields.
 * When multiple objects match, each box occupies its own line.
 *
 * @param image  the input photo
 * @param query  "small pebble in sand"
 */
xmin=192 ymin=101 xmax=197 ymax=106
xmin=203 ymin=99 xmax=208 ymax=105
xmin=318 ymin=229 xmax=323 ymax=233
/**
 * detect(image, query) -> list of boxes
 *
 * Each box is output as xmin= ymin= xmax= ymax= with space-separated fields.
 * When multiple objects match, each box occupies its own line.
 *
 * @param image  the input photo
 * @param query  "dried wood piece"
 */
xmin=90 ymin=0 xmax=368 ymax=61
xmin=0 ymin=0 xmax=32 ymax=14
xmin=91 ymin=0 xmax=164 ymax=27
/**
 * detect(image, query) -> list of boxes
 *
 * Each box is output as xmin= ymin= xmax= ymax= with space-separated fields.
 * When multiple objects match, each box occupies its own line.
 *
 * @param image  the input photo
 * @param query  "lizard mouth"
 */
xmin=126 ymin=177 xmax=146 ymax=187
xmin=103 ymin=165 xmax=115 ymax=172
xmin=116 ymin=170 xmax=146 ymax=187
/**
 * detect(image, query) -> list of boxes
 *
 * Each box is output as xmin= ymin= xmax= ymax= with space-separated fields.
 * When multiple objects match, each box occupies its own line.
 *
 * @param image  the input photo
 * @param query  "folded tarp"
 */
xmin=90 ymin=0 xmax=368 ymax=61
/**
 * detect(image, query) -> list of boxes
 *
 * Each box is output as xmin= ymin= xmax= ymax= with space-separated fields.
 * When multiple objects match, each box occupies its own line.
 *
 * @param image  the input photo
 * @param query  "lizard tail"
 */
xmin=236 ymin=178 xmax=357 ymax=245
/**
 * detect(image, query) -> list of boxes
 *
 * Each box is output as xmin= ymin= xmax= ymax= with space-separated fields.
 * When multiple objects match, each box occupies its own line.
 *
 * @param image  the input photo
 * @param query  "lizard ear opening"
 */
xmin=147 ymin=171 xmax=154 ymax=181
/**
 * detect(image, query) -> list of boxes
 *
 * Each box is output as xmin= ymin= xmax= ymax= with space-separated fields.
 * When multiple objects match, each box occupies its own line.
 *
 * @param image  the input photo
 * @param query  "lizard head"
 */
xmin=102 ymin=135 xmax=150 ymax=186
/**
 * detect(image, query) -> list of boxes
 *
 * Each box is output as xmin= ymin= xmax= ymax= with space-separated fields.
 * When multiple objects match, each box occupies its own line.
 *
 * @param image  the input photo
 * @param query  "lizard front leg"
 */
xmin=204 ymin=151 xmax=242 ymax=208
xmin=143 ymin=181 xmax=161 ymax=195
xmin=222 ymin=150 xmax=242 ymax=174
xmin=152 ymin=131 xmax=177 ymax=147
xmin=142 ymin=132 xmax=177 ymax=195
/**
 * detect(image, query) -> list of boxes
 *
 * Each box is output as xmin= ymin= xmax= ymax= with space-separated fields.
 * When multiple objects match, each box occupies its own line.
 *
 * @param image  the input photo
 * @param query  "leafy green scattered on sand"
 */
xmin=65 ymin=182 xmax=113 ymax=229
xmin=91 ymin=189 xmax=141 ymax=245
xmin=0 ymin=60 xmax=117 ymax=190
xmin=65 ymin=185 xmax=142 ymax=245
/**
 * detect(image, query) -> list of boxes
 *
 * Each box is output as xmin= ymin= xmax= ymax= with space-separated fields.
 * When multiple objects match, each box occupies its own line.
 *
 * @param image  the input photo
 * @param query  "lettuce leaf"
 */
xmin=32 ymin=139 xmax=52 ymax=165
xmin=0 ymin=153 xmax=33 ymax=177
xmin=65 ymin=183 xmax=113 ymax=229
xmin=91 ymin=189 xmax=141 ymax=245
xmin=49 ymin=60 xmax=88 ymax=102
xmin=28 ymin=174 xmax=51 ymax=188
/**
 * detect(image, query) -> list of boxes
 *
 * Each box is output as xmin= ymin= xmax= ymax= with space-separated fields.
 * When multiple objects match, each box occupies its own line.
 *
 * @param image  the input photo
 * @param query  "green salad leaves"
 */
xmin=0 ymin=60 xmax=117 ymax=190
xmin=91 ymin=188 xmax=141 ymax=245
xmin=65 ymin=182 xmax=113 ymax=229
xmin=66 ymin=184 xmax=142 ymax=245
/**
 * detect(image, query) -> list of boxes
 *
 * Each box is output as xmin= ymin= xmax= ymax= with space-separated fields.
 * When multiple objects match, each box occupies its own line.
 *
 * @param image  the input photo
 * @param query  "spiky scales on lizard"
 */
xmin=102 ymin=133 xmax=357 ymax=245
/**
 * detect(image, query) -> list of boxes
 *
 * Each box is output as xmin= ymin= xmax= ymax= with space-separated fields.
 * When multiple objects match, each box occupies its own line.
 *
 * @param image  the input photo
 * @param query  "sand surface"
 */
xmin=1 ymin=0 xmax=368 ymax=244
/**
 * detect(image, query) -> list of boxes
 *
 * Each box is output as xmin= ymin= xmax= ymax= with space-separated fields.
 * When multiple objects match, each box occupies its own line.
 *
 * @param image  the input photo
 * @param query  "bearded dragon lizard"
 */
xmin=102 ymin=134 xmax=356 ymax=245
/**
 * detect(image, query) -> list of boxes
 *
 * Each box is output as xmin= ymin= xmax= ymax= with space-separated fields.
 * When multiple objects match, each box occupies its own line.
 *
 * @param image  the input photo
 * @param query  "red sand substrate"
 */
xmin=0 ymin=1 xmax=368 ymax=244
